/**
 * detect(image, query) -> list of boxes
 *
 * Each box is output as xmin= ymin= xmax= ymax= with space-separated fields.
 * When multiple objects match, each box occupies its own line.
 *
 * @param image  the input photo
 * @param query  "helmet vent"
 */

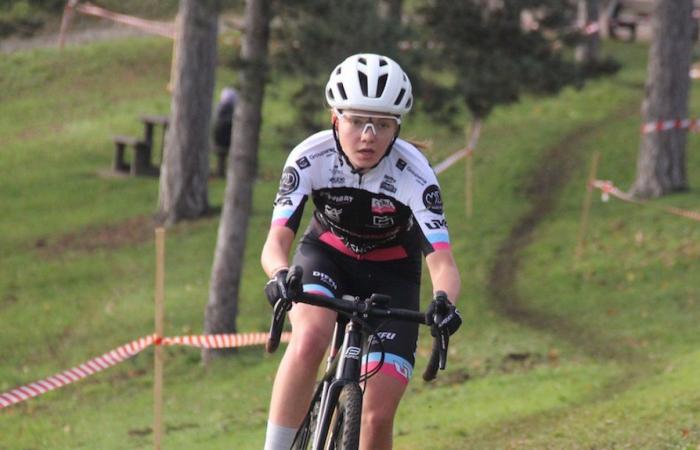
xmin=358 ymin=71 xmax=368 ymax=96
xmin=377 ymin=74 xmax=388 ymax=97
xmin=379 ymin=59 xmax=388 ymax=67
xmin=336 ymin=67 xmax=341 ymax=75
xmin=358 ymin=57 xmax=367 ymax=65
xmin=327 ymin=88 xmax=335 ymax=101
xmin=337 ymin=82 xmax=348 ymax=100
xmin=394 ymin=88 xmax=405 ymax=106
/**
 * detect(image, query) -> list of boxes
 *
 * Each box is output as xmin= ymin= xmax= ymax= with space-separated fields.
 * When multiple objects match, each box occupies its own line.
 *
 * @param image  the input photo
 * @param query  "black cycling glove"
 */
xmin=426 ymin=291 xmax=462 ymax=337
xmin=264 ymin=267 xmax=302 ymax=308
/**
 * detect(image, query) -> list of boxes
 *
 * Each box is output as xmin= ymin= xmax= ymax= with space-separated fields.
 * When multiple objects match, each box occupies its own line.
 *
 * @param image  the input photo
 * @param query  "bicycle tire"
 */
xmin=292 ymin=391 xmax=321 ymax=450
xmin=328 ymin=383 xmax=362 ymax=450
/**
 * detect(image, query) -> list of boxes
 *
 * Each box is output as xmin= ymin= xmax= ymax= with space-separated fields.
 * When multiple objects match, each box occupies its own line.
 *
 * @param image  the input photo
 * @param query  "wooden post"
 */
xmin=464 ymin=119 xmax=482 ymax=218
xmin=154 ymin=228 xmax=165 ymax=450
xmin=466 ymin=149 xmax=473 ymax=218
xmin=167 ymin=13 xmax=181 ymax=93
xmin=575 ymin=151 xmax=600 ymax=263
xmin=58 ymin=0 xmax=79 ymax=50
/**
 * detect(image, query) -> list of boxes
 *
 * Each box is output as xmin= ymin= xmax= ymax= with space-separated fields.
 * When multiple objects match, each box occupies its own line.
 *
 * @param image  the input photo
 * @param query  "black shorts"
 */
xmin=292 ymin=239 xmax=422 ymax=384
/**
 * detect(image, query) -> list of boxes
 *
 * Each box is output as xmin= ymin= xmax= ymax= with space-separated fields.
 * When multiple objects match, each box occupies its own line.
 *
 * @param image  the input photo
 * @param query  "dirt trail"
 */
xmin=486 ymin=106 xmax=645 ymax=362
xmin=479 ymin=101 xmax=660 ymax=446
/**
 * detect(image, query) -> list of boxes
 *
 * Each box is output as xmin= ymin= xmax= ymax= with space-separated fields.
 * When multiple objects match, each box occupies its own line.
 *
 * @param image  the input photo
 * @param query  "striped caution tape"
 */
xmin=591 ymin=179 xmax=700 ymax=222
xmin=72 ymin=1 xmax=175 ymax=39
xmin=0 ymin=331 xmax=291 ymax=410
xmin=582 ymin=22 xmax=600 ymax=35
xmin=434 ymin=119 xmax=482 ymax=175
xmin=641 ymin=118 xmax=700 ymax=134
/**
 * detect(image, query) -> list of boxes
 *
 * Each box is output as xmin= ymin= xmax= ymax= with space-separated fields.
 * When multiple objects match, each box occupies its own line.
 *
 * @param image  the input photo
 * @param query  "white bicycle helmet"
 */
xmin=325 ymin=53 xmax=413 ymax=116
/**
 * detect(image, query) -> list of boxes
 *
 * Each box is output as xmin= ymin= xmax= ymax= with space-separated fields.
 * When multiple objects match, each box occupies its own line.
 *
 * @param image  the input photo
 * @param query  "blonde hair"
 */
xmin=403 ymin=137 xmax=433 ymax=154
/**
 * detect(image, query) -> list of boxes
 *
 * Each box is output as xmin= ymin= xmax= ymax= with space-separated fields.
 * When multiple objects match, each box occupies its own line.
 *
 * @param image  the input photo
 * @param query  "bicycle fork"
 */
xmin=312 ymin=319 xmax=363 ymax=449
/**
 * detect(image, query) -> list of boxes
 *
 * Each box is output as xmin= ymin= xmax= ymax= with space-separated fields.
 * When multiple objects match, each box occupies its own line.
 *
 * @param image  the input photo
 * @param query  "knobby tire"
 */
xmin=328 ymin=383 xmax=362 ymax=450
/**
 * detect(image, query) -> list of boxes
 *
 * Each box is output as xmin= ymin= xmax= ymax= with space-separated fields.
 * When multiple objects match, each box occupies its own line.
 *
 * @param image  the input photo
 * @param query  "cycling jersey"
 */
xmin=270 ymin=130 xmax=451 ymax=266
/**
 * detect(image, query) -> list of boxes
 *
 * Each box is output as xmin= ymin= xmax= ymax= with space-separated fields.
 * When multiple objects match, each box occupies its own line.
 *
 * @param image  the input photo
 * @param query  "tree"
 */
xmin=203 ymin=0 xmax=272 ymax=361
xmin=575 ymin=0 xmax=601 ymax=65
xmin=418 ymin=0 xmax=581 ymax=121
xmin=271 ymin=0 xmax=409 ymax=135
xmin=157 ymin=0 xmax=221 ymax=225
xmin=631 ymin=0 xmax=694 ymax=198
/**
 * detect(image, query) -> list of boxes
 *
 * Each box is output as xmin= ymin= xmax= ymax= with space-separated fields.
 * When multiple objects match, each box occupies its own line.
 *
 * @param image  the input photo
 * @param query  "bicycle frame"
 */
xmin=266 ymin=276 xmax=451 ymax=450
xmin=312 ymin=317 xmax=364 ymax=449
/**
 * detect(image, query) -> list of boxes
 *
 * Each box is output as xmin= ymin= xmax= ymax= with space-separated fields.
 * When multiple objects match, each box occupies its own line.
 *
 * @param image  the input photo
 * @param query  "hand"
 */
xmin=264 ymin=266 xmax=303 ymax=308
xmin=426 ymin=291 xmax=462 ymax=337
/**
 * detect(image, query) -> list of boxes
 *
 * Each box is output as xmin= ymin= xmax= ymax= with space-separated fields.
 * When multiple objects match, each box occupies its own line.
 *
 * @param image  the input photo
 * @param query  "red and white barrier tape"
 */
xmin=591 ymin=179 xmax=700 ymax=222
xmin=641 ymin=118 xmax=700 ymax=134
xmin=0 ymin=331 xmax=290 ymax=410
xmin=434 ymin=119 xmax=482 ymax=175
xmin=62 ymin=1 xmax=175 ymax=40
xmin=582 ymin=22 xmax=600 ymax=35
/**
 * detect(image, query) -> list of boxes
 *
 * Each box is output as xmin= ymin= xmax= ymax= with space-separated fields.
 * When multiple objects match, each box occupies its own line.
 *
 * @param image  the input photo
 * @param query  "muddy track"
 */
xmin=477 ymin=104 xmax=663 ymax=446
xmin=487 ymin=110 xmax=645 ymax=363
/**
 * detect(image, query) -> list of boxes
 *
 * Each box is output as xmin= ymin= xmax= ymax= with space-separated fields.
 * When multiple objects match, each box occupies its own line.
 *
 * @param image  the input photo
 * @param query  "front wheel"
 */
xmin=328 ymin=383 xmax=362 ymax=450
xmin=292 ymin=388 xmax=321 ymax=450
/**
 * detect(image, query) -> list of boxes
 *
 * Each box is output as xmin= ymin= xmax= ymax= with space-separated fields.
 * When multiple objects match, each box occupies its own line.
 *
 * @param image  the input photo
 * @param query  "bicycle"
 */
xmin=266 ymin=266 xmax=452 ymax=450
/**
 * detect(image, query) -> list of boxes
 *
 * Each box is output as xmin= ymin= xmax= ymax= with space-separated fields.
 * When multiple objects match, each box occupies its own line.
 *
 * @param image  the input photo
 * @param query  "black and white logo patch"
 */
xmin=296 ymin=156 xmax=311 ymax=170
xmin=422 ymin=184 xmax=443 ymax=214
xmin=278 ymin=167 xmax=300 ymax=195
xmin=274 ymin=196 xmax=293 ymax=207
xmin=396 ymin=158 xmax=407 ymax=171
xmin=324 ymin=205 xmax=343 ymax=222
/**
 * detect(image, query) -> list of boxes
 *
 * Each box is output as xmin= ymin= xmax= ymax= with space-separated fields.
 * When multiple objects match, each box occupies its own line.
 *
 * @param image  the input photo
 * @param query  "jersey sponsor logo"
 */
xmin=372 ymin=215 xmax=395 ymax=228
xmin=345 ymin=346 xmax=362 ymax=359
xmin=407 ymin=166 xmax=427 ymax=186
xmin=274 ymin=196 xmax=293 ymax=207
xmin=319 ymin=191 xmax=353 ymax=204
xmin=324 ymin=205 xmax=343 ymax=222
xmin=425 ymin=218 xmax=448 ymax=230
xmin=279 ymin=167 xmax=300 ymax=195
xmin=376 ymin=331 xmax=396 ymax=341
xmin=422 ymin=184 xmax=443 ymax=214
xmin=396 ymin=158 xmax=407 ymax=171
xmin=296 ymin=156 xmax=311 ymax=169
xmin=371 ymin=198 xmax=396 ymax=214
xmin=380 ymin=181 xmax=396 ymax=193
xmin=312 ymin=270 xmax=338 ymax=290
xmin=330 ymin=176 xmax=345 ymax=185
xmin=310 ymin=148 xmax=335 ymax=159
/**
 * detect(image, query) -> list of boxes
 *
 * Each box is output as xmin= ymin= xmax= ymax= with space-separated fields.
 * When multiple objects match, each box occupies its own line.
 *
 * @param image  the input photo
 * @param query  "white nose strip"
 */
xmin=362 ymin=122 xmax=377 ymax=135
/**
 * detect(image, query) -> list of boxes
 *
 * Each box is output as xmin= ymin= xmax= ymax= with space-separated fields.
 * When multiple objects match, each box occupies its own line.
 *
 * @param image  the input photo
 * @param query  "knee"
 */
xmin=361 ymin=405 xmax=394 ymax=434
xmin=288 ymin=327 xmax=331 ymax=366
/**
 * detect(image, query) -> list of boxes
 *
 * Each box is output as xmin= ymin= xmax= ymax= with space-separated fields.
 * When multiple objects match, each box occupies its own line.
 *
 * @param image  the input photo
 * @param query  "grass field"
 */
xmin=1 ymin=34 xmax=699 ymax=449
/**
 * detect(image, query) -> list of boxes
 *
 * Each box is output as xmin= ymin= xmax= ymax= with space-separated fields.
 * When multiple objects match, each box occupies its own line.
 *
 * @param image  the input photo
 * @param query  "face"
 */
xmin=333 ymin=109 xmax=400 ymax=172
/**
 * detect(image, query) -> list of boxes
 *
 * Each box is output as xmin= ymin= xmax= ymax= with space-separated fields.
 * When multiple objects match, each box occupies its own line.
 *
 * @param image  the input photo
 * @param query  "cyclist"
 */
xmin=261 ymin=53 xmax=462 ymax=450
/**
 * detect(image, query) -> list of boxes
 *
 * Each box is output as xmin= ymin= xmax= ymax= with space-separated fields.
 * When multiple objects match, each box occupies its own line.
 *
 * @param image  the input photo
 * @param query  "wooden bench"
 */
xmin=141 ymin=114 xmax=169 ymax=167
xmin=112 ymin=135 xmax=154 ymax=176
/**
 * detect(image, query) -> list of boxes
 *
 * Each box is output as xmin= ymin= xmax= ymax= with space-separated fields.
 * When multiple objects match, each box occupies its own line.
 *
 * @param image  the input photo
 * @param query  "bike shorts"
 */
xmin=292 ymin=239 xmax=422 ymax=385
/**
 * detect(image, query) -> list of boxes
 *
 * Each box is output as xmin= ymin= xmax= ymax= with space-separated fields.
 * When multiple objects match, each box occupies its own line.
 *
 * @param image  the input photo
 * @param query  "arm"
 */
xmin=425 ymin=250 xmax=461 ymax=304
xmin=261 ymin=226 xmax=296 ymax=278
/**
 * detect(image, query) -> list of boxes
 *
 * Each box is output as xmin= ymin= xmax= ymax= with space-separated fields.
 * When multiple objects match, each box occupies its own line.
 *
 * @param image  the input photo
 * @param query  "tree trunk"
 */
xmin=203 ymin=0 xmax=272 ymax=362
xmin=157 ymin=0 xmax=220 ymax=225
xmin=381 ymin=0 xmax=403 ymax=20
xmin=575 ymin=0 xmax=601 ymax=64
xmin=631 ymin=0 xmax=694 ymax=198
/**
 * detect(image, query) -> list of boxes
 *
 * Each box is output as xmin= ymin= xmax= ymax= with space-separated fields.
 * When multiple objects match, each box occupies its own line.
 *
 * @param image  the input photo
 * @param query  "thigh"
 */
xmin=288 ymin=242 xmax=347 ymax=344
xmin=364 ymin=269 xmax=421 ymax=382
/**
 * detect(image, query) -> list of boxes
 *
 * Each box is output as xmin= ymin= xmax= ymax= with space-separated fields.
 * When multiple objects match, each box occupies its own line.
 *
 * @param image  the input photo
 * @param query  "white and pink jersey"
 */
xmin=270 ymin=130 xmax=451 ymax=262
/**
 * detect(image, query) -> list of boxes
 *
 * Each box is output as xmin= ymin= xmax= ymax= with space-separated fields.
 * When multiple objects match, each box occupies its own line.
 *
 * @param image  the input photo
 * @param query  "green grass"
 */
xmin=1 ymin=37 xmax=699 ymax=449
